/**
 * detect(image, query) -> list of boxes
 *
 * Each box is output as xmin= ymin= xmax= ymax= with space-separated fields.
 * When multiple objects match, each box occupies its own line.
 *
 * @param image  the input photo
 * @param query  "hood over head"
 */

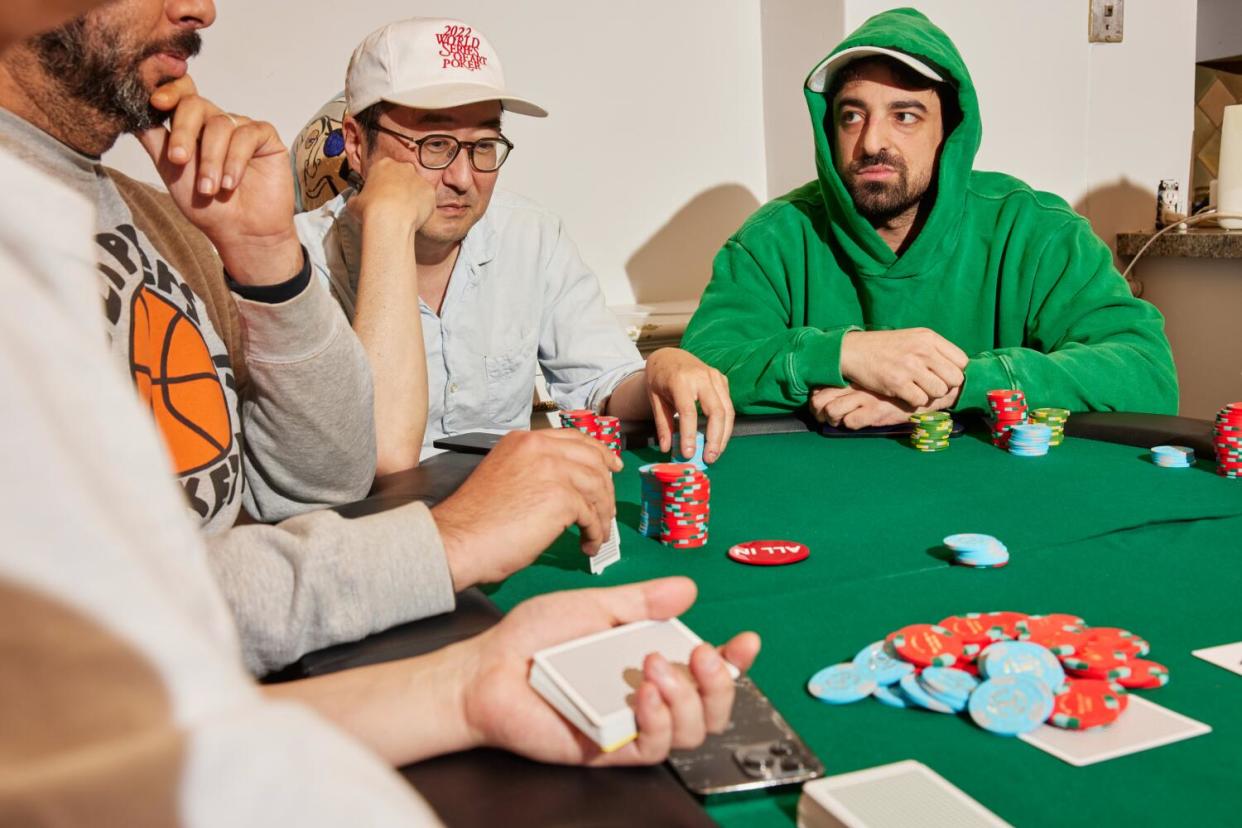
xmin=803 ymin=7 xmax=982 ymax=277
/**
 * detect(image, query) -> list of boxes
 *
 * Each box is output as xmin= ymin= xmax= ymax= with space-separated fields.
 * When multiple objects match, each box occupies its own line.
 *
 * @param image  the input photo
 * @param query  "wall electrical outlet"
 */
xmin=1089 ymin=0 xmax=1124 ymax=43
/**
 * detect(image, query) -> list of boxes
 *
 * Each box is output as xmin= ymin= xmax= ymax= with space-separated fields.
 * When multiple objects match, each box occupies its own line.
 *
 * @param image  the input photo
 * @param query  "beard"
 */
xmin=31 ymin=17 xmax=200 ymax=134
xmin=841 ymin=150 xmax=932 ymax=223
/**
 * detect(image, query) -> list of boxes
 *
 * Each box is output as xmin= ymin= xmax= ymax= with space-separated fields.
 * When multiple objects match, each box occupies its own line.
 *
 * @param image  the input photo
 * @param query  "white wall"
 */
xmin=105 ymin=1 xmax=1197 ymax=301
xmin=104 ymin=1 xmax=770 ymax=307
xmin=1198 ymin=0 xmax=1242 ymax=62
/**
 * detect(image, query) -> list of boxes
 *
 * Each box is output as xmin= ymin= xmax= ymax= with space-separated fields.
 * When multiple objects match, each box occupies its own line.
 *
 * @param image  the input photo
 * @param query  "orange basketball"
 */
xmin=130 ymin=287 xmax=233 ymax=475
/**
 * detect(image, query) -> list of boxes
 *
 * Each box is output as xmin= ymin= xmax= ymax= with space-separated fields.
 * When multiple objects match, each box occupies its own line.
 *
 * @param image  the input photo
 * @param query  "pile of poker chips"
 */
xmin=672 ymin=431 xmax=707 ymax=470
xmin=558 ymin=408 xmax=622 ymax=572
xmin=909 ymin=411 xmax=953 ymax=452
xmin=807 ymin=611 xmax=1169 ymax=737
xmin=1029 ymin=407 xmax=1069 ymax=446
xmin=986 ymin=389 xmax=1028 ymax=448
xmin=595 ymin=415 xmax=622 ymax=457
xmin=943 ymin=533 xmax=1009 ymax=568
xmin=1150 ymin=444 xmax=1195 ymax=469
xmin=559 ymin=408 xmax=600 ymax=437
xmin=1006 ymin=423 xmax=1052 ymax=458
xmin=638 ymin=462 xmax=710 ymax=549
xmin=1213 ymin=402 xmax=1242 ymax=478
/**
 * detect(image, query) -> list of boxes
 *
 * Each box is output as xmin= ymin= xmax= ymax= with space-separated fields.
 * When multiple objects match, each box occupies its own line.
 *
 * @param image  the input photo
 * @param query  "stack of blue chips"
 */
xmin=671 ymin=432 xmax=707 ymax=471
xmin=1007 ymin=423 xmax=1052 ymax=457
xmin=943 ymin=533 xmax=1010 ymax=568
xmin=1150 ymin=444 xmax=1195 ymax=468
xmin=637 ymin=463 xmax=661 ymax=537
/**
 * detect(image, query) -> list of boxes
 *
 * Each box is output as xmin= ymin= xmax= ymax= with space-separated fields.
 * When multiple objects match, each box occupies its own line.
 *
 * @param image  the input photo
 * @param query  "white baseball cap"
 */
xmin=345 ymin=18 xmax=547 ymax=118
xmin=806 ymin=45 xmax=944 ymax=94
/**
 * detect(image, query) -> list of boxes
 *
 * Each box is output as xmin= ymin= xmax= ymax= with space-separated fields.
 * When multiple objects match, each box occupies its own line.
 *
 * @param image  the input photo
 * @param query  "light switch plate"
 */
xmin=1089 ymin=0 xmax=1124 ymax=43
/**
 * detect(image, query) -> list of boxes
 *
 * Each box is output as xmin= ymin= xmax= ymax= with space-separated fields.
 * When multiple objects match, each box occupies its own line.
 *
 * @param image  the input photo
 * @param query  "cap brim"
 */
xmin=379 ymin=82 xmax=547 ymax=117
xmin=806 ymin=45 xmax=944 ymax=93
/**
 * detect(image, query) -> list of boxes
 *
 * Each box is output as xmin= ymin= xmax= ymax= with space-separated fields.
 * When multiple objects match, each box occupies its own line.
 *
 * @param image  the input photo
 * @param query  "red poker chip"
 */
xmin=1084 ymin=627 xmax=1149 ymax=657
xmin=983 ymin=611 xmax=1029 ymax=640
xmin=1049 ymin=678 xmax=1125 ymax=729
xmin=1020 ymin=626 xmax=1090 ymax=656
xmin=727 ymin=539 xmax=809 ymax=566
xmin=938 ymin=614 xmax=998 ymax=646
xmin=649 ymin=463 xmax=700 ymax=482
xmin=1115 ymin=659 xmax=1169 ymax=689
xmin=1063 ymin=644 xmax=1131 ymax=679
xmin=888 ymin=623 xmax=964 ymax=667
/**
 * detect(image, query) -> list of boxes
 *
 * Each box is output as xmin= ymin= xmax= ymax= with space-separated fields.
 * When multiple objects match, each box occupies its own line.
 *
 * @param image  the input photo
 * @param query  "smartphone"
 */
xmin=431 ymin=431 xmax=508 ymax=455
xmin=667 ymin=676 xmax=824 ymax=800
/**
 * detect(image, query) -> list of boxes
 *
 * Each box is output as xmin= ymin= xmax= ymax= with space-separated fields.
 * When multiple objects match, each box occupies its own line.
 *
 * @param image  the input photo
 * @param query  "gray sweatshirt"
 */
xmin=0 ymin=109 xmax=456 ymax=673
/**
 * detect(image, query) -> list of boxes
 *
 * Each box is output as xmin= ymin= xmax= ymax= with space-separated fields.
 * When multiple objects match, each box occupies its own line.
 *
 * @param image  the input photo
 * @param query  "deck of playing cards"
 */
xmin=590 ymin=516 xmax=621 ymax=574
xmin=798 ymin=760 xmax=1011 ymax=828
xmin=529 ymin=618 xmax=738 ymax=752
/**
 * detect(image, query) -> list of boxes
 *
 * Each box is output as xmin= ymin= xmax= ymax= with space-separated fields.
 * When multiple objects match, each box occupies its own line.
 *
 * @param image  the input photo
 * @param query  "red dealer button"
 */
xmin=727 ymin=539 xmax=810 ymax=566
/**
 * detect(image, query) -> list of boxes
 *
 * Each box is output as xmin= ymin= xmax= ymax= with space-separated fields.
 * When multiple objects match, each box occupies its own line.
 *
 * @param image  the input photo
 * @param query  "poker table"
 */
xmin=475 ymin=414 xmax=1242 ymax=827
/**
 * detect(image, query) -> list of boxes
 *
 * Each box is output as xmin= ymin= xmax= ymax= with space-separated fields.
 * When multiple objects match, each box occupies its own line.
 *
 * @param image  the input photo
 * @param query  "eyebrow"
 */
xmin=836 ymin=97 xmax=929 ymax=113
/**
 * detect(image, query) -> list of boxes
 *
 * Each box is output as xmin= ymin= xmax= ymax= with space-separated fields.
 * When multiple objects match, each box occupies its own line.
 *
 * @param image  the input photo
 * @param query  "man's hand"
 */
xmin=431 ymin=430 xmax=622 ymax=590
xmin=839 ymin=328 xmax=969 ymax=408
xmin=137 ymin=75 xmax=302 ymax=285
xmin=809 ymin=383 xmax=959 ymax=429
xmin=644 ymin=348 xmax=734 ymax=463
xmin=346 ymin=156 xmax=436 ymax=231
xmin=459 ymin=577 xmax=761 ymax=765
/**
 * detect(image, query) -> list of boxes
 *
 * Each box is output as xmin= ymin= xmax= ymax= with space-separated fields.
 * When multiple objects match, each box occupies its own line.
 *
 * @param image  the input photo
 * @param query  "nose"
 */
xmin=858 ymin=116 xmax=891 ymax=160
xmin=439 ymin=146 xmax=474 ymax=193
xmin=167 ymin=0 xmax=216 ymax=30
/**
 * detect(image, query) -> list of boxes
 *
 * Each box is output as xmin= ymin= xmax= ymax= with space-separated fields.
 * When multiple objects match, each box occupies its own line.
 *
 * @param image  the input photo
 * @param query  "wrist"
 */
xmin=432 ymin=504 xmax=475 ymax=592
xmin=215 ymin=228 xmax=303 ymax=286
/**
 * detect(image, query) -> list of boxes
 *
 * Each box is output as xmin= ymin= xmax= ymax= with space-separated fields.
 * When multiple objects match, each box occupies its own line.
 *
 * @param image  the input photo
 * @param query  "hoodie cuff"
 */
xmin=792 ymin=325 xmax=863 ymax=391
xmin=956 ymin=355 xmax=1014 ymax=411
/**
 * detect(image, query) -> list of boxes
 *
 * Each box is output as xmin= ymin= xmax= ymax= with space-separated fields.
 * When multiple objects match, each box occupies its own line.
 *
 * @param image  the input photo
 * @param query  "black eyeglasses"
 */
xmin=373 ymin=125 xmax=514 ymax=172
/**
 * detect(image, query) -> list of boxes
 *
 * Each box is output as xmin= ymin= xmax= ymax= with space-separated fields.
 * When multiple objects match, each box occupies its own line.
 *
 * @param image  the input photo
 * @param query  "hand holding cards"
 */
xmin=529 ymin=618 xmax=741 ymax=752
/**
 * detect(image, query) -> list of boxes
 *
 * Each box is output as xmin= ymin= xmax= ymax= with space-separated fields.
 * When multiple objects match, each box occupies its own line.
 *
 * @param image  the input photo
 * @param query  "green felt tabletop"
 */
xmin=485 ymin=430 xmax=1242 ymax=826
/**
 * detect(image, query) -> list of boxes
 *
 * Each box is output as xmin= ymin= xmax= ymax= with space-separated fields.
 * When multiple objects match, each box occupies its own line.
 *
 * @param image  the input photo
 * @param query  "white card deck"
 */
xmin=1019 ymin=695 xmax=1210 ymax=766
xmin=589 ymin=516 xmax=621 ymax=574
xmin=797 ymin=760 xmax=1011 ymax=828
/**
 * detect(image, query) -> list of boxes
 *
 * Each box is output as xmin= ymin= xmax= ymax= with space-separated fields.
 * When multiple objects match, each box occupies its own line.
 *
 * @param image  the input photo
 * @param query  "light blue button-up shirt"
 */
xmin=296 ymin=189 xmax=646 ymax=446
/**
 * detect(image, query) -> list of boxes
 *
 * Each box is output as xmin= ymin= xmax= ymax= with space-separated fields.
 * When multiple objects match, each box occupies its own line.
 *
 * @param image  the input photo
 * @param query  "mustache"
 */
xmin=849 ymin=150 xmax=907 ymax=174
xmin=139 ymin=29 xmax=202 ymax=64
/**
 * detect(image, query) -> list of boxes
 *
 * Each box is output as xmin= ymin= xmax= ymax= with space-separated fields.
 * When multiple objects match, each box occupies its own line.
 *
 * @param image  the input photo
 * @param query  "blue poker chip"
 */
xmin=968 ymin=675 xmax=1054 ymax=736
xmin=853 ymin=641 xmax=916 ymax=686
xmin=977 ymin=641 xmax=1065 ymax=689
xmin=807 ymin=664 xmax=876 ymax=704
xmin=918 ymin=666 xmax=980 ymax=711
xmin=872 ymin=683 xmax=913 ymax=708
xmin=898 ymin=671 xmax=955 ymax=713
xmin=943 ymin=533 xmax=1009 ymax=568
xmin=1151 ymin=445 xmax=1194 ymax=467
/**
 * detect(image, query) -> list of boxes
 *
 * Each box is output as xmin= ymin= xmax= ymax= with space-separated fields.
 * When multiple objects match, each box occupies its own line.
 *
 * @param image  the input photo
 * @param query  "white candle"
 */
xmin=1218 ymin=104 xmax=1242 ymax=229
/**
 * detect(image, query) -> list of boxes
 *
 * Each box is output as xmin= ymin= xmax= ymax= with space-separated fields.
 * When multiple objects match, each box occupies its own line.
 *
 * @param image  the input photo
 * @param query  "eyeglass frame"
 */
xmin=371 ymin=124 xmax=515 ymax=172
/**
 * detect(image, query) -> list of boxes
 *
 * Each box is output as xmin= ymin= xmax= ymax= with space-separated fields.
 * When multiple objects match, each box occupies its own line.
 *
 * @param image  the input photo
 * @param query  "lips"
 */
xmin=150 ymin=52 xmax=189 ymax=78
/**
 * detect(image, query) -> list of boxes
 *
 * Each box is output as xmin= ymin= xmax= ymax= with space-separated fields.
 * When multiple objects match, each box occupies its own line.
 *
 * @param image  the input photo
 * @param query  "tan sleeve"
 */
xmin=0 ymin=580 xmax=184 ymax=827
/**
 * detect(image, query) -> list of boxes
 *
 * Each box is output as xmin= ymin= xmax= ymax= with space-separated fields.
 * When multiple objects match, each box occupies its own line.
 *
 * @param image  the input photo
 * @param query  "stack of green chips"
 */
xmin=910 ymin=411 xmax=953 ymax=452
xmin=1029 ymin=408 xmax=1070 ymax=446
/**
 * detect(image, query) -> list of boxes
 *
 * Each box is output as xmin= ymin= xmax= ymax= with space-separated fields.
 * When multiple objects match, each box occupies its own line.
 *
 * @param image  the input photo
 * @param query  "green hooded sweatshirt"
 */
xmin=682 ymin=8 xmax=1177 ymax=415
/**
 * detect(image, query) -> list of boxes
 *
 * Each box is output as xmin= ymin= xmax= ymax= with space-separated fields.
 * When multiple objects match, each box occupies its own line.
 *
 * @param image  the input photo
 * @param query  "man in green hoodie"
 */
xmin=682 ymin=8 xmax=1177 ymax=428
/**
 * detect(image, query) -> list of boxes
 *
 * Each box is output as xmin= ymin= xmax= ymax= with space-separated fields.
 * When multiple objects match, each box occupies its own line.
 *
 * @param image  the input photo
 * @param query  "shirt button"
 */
xmin=450 ymin=383 xmax=459 ymax=393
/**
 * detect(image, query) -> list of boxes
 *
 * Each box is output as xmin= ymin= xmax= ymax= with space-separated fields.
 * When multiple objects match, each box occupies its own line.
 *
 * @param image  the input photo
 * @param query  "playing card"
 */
xmin=1019 ymin=695 xmax=1210 ymax=766
xmin=1192 ymin=641 xmax=1242 ymax=678
xmin=797 ymin=760 xmax=1011 ymax=828
xmin=589 ymin=516 xmax=621 ymax=574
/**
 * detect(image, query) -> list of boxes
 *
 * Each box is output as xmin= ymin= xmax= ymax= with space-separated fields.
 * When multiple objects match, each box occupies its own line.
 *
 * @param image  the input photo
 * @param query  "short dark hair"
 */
xmin=351 ymin=101 xmax=388 ymax=149
xmin=825 ymin=55 xmax=961 ymax=134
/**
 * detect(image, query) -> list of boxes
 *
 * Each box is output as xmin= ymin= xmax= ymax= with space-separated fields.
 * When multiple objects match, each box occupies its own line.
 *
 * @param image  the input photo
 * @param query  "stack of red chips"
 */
xmin=1213 ymin=402 xmax=1242 ymax=478
xmin=594 ymin=415 xmax=622 ymax=457
xmin=648 ymin=463 xmax=711 ymax=549
xmin=986 ymin=389 xmax=1028 ymax=448
xmin=558 ymin=409 xmax=599 ymax=438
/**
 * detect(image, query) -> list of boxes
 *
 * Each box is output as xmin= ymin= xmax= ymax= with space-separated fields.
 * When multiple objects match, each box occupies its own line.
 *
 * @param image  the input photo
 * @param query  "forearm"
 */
xmin=263 ymin=640 xmax=478 ymax=766
xmin=354 ymin=212 xmax=429 ymax=474
xmin=601 ymin=369 xmax=651 ymax=419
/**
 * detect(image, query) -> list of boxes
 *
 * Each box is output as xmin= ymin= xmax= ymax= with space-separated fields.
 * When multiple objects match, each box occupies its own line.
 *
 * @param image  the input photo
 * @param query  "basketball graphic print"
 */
xmin=130 ymin=286 xmax=233 ymax=476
